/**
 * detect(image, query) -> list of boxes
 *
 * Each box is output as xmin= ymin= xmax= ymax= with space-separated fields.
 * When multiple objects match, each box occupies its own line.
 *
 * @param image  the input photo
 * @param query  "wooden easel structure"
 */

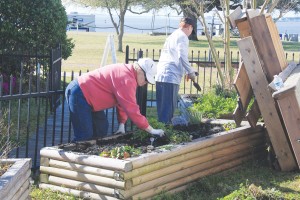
xmin=100 ymin=34 xmax=117 ymax=66
xmin=229 ymin=7 xmax=298 ymax=171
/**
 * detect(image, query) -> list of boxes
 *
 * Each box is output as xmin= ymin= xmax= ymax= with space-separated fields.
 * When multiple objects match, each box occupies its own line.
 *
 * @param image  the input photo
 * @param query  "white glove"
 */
xmin=145 ymin=125 xmax=164 ymax=137
xmin=188 ymin=72 xmax=196 ymax=81
xmin=114 ymin=123 xmax=125 ymax=135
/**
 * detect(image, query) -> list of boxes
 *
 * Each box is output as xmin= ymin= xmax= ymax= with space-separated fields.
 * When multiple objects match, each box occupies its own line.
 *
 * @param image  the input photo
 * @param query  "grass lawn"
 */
xmin=62 ymin=32 xmax=299 ymax=73
xmin=30 ymin=32 xmax=300 ymax=199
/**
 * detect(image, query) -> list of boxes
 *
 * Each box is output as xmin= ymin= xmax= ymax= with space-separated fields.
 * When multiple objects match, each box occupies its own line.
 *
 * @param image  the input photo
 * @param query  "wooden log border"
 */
xmin=0 ymin=158 xmax=32 ymax=200
xmin=40 ymin=125 xmax=266 ymax=199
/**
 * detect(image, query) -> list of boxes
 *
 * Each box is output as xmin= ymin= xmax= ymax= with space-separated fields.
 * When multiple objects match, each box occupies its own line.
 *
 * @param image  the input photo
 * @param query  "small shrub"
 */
xmin=192 ymin=88 xmax=237 ymax=119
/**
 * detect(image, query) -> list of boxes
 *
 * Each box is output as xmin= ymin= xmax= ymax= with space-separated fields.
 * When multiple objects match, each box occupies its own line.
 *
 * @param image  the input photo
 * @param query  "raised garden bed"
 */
xmin=39 ymin=121 xmax=266 ymax=200
xmin=0 ymin=158 xmax=32 ymax=200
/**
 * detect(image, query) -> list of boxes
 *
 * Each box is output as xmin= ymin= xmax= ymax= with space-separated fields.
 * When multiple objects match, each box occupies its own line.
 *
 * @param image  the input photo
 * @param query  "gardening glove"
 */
xmin=145 ymin=125 xmax=164 ymax=137
xmin=114 ymin=123 xmax=125 ymax=135
xmin=187 ymin=72 xmax=198 ymax=82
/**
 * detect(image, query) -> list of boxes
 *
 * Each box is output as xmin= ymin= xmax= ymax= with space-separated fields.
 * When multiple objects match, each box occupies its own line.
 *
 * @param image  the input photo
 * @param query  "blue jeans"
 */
xmin=156 ymin=82 xmax=179 ymax=124
xmin=65 ymin=80 xmax=108 ymax=141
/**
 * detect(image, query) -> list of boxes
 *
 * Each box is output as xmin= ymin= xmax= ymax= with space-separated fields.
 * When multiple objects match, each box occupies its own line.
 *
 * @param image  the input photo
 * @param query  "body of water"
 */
xmin=76 ymin=14 xmax=300 ymax=37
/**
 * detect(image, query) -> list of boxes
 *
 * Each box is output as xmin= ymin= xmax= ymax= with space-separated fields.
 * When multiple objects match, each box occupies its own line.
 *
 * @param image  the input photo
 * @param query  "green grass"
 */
xmin=62 ymin=32 xmax=300 ymax=73
xmin=153 ymin=158 xmax=300 ymax=200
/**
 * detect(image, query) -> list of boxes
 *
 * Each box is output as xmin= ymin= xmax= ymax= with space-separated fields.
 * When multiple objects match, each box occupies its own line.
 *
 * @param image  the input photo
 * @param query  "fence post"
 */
xmin=125 ymin=45 xmax=129 ymax=64
xmin=136 ymin=49 xmax=147 ymax=117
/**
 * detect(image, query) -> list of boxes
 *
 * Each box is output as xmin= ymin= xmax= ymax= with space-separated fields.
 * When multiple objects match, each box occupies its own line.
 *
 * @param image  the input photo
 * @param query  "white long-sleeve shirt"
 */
xmin=155 ymin=28 xmax=195 ymax=85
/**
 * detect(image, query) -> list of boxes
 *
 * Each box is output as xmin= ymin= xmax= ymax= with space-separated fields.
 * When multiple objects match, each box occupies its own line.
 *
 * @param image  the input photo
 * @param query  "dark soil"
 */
xmin=58 ymin=122 xmax=225 ymax=156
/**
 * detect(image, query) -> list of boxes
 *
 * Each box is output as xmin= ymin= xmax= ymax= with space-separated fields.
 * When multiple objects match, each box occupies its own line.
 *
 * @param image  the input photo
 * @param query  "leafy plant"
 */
xmin=99 ymin=145 xmax=142 ymax=159
xmin=167 ymin=129 xmax=192 ymax=144
xmin=192 ymin=87 xmax=237 ymax=119
xmin=222 ymin=122 xmax=236 ymax=131
xmin=187 ymin=106 xmax=203 ymax=124
xmin=131 ymin=118 xmax=166 ymax=141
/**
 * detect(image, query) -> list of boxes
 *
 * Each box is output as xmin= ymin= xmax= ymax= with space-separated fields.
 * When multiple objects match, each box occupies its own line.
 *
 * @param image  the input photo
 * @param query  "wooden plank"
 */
xmin=233 ymin=20 xmax=260 ymax=126
xmin=228 ymin=6 xmax=243 ymax=28
xmin=40 ymin=147 xmax=132 ymax=172
xmin=48 ymin=176 xmax=116 ymax=197
xmin=247 ymin=14 xmax=282 ymax=82
xmin=233 ymin=104 xmax=243 ymax=126
xmin=246 ymin=9 xmax=260 ymax=18
xmin=265 ymin=15 xmax=288 ymax=70
xmin=233 ymin=62 xmax=253 ymax=109
xmin=39 ymin=166 xmax=130 ymax=189
xmin=273 ymin=67 xmax=300 ymax=169
xmin=246 ymin=100 xmax=261 ymax=128
xmin=0 ymin=159 xmax=31 ymax=199
xmin=236 ymin=18 xmax=252 ymax=38
xmin=237 ymin=36 xmax=297 ymax=171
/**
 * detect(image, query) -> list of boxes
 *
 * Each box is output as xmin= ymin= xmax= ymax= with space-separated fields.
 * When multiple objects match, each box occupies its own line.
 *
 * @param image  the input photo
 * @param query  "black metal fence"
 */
xmin=1 ymin=45 xmax=299 ymax=169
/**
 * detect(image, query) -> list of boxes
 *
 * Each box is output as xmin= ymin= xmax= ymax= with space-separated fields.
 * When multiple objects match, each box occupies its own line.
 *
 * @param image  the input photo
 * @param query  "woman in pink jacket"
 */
xmin=65 ymin=58 xmax=164 ymax=142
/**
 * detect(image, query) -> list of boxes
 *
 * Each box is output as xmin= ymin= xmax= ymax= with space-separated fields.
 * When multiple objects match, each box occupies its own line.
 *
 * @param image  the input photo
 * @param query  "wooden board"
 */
xmin=236 ymin=18 xmax=252 ymax=38
xmin=273 ymin=67 xmax=300 ymax=169
xmin=265 ymin=15 xmax=288 ymax=70
xmin=237 ymin=36 xmax=297 ymax=171
xmin=234 ymin=62 xmax=253 ymax=109
xmin=247 ymin=14 xmax=283 ymax=82
xmin=233 ymin=62 xmax=253 ymax=126
xmin=228 ymin=6 xmax=243 ymax=28
xmin=233 ymin=17 xmax=261 ymax=127
xmin=246 ymin=100 xmax=261 ymax=128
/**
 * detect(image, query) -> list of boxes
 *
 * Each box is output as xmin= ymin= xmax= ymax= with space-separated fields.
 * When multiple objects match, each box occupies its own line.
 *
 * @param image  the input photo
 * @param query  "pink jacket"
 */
xmin=77 ymin=63 xmax=149 ymax=130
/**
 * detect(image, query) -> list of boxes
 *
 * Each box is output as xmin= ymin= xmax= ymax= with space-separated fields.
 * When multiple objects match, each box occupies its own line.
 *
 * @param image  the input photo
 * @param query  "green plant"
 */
xmin=222 ymin=122 xmax=236 ymax=131
xmin=99 ymin=145 xmax=142 ymax=159
xmin=30 ymin=185 xmax=80 ymax=200
xmin=0 ymin=0 xmax=74 ymax=76
xmin=224 ymin=183 xmax=286 ymax=200
xmin=192 ymin=88 xmax=237 ymax=119
xmin=187 ymin=106 xmax=203 ymax=124
xmin=131 ymin=118 xmax=166 ymax=141
xmin=167 ymin=129 xmax=192 ymax=144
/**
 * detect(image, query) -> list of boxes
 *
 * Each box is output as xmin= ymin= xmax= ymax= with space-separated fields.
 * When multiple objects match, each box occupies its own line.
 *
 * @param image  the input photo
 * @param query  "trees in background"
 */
xmin=0 ymin=0 xmax=75 ymax=76
xmin=68 ymin=0 xmax=155 ymax=52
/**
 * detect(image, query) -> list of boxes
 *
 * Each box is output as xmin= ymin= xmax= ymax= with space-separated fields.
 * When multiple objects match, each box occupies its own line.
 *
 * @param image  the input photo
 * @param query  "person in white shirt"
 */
xmin=155 ymin=17 xmax=197 ymax=124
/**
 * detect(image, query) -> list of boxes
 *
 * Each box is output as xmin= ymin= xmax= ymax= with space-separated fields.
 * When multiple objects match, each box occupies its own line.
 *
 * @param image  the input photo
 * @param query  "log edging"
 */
xmin=39 ymin=125 xmax=266 ymax=199
xmin=0 ymin=158 xmax=32 ymax=200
